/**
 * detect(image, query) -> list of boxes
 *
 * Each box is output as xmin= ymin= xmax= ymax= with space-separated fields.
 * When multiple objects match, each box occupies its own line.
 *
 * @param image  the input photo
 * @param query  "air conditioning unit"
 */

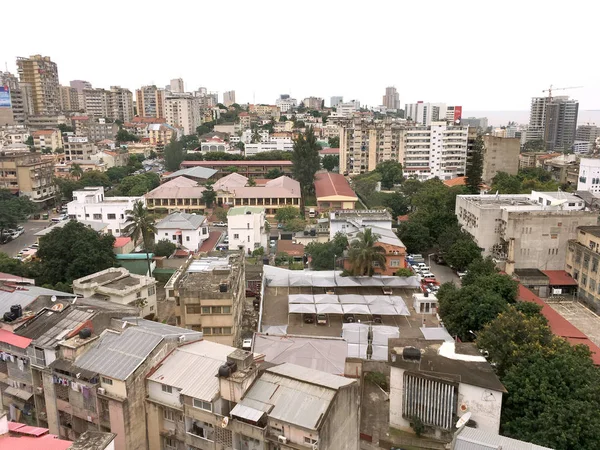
xmin=97 ymin=387 xmax=106 ymax=395
xmin=278 ymin=436 xmax=287 ymax=444
xmin=178 ymin=335 xmax=185 ymax=343
xmin=36 ymin=386 xmax=43 ymax=394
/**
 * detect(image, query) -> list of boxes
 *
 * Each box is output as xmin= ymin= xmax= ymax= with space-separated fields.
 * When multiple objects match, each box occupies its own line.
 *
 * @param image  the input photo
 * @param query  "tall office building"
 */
xmin=223 ymin=90 xmax=236 ymax=106
xmin=0 ymin=71 xmax=33 ymax=124
xmin=576 ymin=124 xmax=600 ymax=148
xmin=382 ymin=87 xmax=400 ymax=110
xmin=169 ymin=78 xmax=185 ymax=93
xmin=330 ymin=96 xmax=343 ymax=108
xmin=135 ymin=85 xmax=166 ymax=118
xmin=16 ymin=55 xmax=61 ymax=115
xmin=528 ymin=96 xmax=579 ymax=152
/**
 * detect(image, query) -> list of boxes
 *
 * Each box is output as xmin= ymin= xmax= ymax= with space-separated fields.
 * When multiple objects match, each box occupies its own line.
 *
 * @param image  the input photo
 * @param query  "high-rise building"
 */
xmin=82 ymin=88 xmax=111 ymax=117
xmin=16 ymin=55 xmax=61 ymax=115
xmin=164 ymin=94 xmax=201 ymax=135
xmin=462 ymin=117 xmax=489 ymax=131
xmin=576 ymin=124 xmax=600 ymax=149
xmin=69 ymin=80 xmax=92 ymax=92
xmin=276 ymin=95 xmax=297 ymax=112
xmin=59 ymin=85 xmax=81 ymax=112
xmin=339 ymin=118 xmax=468 ymax=180
xmin=303 ymin=97 xmax=323 ymax=110
xmin=331 ymin=96 xmax=343 ymax=108
xmin=109 ymin=86 xmax=134 ymax=123
xmin=135 ymin=85 xmax=165 ymax=118
xmin=382 ymin=87 xmax=400 ymax=110
xmin=527 ymin=96 xmax=579 ymax=152
xmin=405 ymin=102 xmax=462 ymax=126
xmin=169 ymin=78 xmax=184 ymax=93
xmin=223 ymin=90 xmax=236 ymax=106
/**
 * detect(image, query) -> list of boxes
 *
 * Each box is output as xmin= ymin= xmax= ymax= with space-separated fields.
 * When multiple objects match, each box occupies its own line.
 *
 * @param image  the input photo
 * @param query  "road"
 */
xmin=424 ymin=253 xmax=461 ymax=286
xmin=0 ymin=219 xmax=52 ymax=257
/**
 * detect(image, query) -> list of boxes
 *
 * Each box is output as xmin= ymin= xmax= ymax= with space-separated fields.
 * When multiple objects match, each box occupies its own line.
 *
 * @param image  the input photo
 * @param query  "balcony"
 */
xmin=230 ymin=419 xmax=266 ymax=441
xmin=185 ymin=431 xmax=215 ymax=450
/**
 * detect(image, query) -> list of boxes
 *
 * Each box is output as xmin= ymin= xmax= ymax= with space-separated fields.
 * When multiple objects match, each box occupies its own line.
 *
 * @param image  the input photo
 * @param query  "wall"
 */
xmin=157 ymin=225 xmax=209 ymax=252
xmin=228 ymin=211 xmax=267 ymax=254
xmin=317 ymin=383 xmax=360 ymax=450
xmin=389 ymin=366 xmax=407 ymax=430
xmin=456 ymin=384 xmax=502 ymax=434
xmin=482 ymin=136 xmax=520 ymax=183
xmin=147 ymin=380 xmax=182 ymax=408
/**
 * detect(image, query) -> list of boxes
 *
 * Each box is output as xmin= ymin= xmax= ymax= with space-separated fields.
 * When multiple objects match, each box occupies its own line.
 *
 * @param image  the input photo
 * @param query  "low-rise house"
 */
xmin=145 ymin=177 xmax=207 ymax=214
xmin=32 ymin=129 xmax=62 ymax=151
xmin=229 ymin=363 xmax=360 ymax=450
xmin=389 ymin=338 xmax=506 ymax=438
xmin=198 ymin=136 xmax=239 ymax=155
xmin=346 ymin=226 xmax=406 ymax=275
xmin=276 ymin=240 xmax=305 ymax=263
xmin=155 ymin=212 xmax=209 ymax=252
xmin=227 ymin=206 xmax=267 ymax=255
xmin=113 ymin=236 xmax=135 ymax=255
xmin=90 ymin=149 xmax=128 ymax=168
xmin=67 ymin=186 xmax=143 ymax=236
xmin=146 ymin=341 xmax=259 ymax=450
xmin=72 ymin=267 xmax=157 ymax=318
xmin=329 ymin=209 xmax=392 ymax=239
xmin=148 ymin=123 xmax=180 ymax=147
xmin=314 ymin=171 xmax=358 ymax=211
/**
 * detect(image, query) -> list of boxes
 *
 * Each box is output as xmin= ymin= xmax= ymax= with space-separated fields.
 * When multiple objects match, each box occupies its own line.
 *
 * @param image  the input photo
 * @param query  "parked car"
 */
xmin=382 ymin=287 xmax=393 ymax=295
xmin=213 ymin=221 xmax=227 ymax=227
xmin=303 ymin=313 xmax=315 ymax=324
xmin=216 ymin=244 xmax=229 ymax=251
xmin=223 ymin=235 xmax=229 ymax=244
xmin=316 ymin=314 xmax=328 ymax=325
xmin=270 ymin=239 xmax=276 ymax=247
xmin=242 ymin=338 xmax=252 ymax=351
xmin=373 ymin=314 xmax=383 ymax=324
xmin=30 ymin=243 xmax=39 ymax=249
xmin=343 ymin=313 xmax=356 ymax=323
xmin=421 ymin=272 xmax=436 ymax=279
xmin=277 ymin=223 xmax=283 ymax=229
xmin=457 ymin=270 xmax=468 ymax=279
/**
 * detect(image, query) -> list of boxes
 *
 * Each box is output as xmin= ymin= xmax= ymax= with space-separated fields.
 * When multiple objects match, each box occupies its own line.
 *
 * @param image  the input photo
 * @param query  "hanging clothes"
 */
xmin=71 ymin=381 xmax=79 ymax=392
xmin=17 ymin=359 xmax=24 ymax=371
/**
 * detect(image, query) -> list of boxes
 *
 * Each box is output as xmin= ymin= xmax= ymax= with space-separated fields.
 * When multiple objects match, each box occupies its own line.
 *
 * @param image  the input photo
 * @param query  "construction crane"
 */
xmin=542 ymin=85 xmax=583 ymax=100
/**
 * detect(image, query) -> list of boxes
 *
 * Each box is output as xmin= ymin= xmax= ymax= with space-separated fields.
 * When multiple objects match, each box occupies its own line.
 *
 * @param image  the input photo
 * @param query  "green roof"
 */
xmin=227 ymin=206 xmax=265 ymax=216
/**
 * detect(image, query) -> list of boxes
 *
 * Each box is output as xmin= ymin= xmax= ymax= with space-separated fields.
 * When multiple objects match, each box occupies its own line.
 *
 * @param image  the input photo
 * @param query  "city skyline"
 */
xmin=1 ymin=0 xmax=598 ymax=111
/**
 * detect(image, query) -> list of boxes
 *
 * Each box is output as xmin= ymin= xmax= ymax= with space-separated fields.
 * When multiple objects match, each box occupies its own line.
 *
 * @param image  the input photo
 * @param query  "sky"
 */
xmin=2 ymin=0 xmax=599 ymax=112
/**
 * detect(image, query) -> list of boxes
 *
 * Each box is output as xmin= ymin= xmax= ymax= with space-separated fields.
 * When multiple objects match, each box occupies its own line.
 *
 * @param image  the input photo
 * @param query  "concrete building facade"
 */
xmin=382 ymin=86 xmax=400 ymax=110
xmin=223 ymin=90 xmax=235 ymax=107
xmin=481 ymin=135 xmax=520 ymax=183
xmin=566 ymin=226 xmax=600 ymax=311
xmin=577 ymin=157 xmax=600 ymax=193
xmin=456 ymin=192 xmax=597 ymax=274
xmin=528 ymin=96 xmax=579 ymax=152
xmin=16 ymin=55 xmax=61 ymax=115
xmin=136 ymin=86 xmax=166 ymax=119
xmin=155 ymin=211 xmax=209 ymax=252
xmin=227 ymin=206 xmax=268 ymax=254
xmin=164 ymin=95 xmax=201 ymax=135
xmin=0 ymin=150 xmax=55 ymax=204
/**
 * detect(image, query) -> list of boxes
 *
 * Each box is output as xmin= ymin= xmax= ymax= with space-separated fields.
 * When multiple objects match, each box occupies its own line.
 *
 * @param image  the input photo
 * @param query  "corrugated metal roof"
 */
xmin=230 ymin=403 xmax=265 ymax=422
xmin=266 ymin=362 xmax=354 ymax=390
xmin=0 ymin=329 xmax=32 ymax=349
xmin=120 ymin=318 xmax=203 ymax=340
xmin=74 ymin=327 xmax=163 ymax=380
xmin=455 ymin=427 xmax=553 ymax=450
xmin=147 ymin=340 xmax=233 ymax=401
xmin=155 ymin=212 xmax=206 ymax=230
xmin=0 ymin=286 xmax=75 ymax=316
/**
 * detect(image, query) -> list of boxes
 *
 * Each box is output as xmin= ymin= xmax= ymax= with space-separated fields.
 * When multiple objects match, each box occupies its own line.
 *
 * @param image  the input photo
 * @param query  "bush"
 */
xmin=154 ymin=239 xmax=177 ymax=257
xmin=252 ymin=247 xmax=264 ymax=257
xmin=365 ymin=371 xmax=388 ymax=391
xmin=395 ymin=268 xmax=413 ymax=277
xmin=410 ymin=416 xmax=425 ymax=437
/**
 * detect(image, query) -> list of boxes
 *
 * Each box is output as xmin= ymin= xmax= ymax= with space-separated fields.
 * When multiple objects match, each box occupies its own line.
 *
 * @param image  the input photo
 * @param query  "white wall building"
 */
xmin=67 ymin=186 xmax=143 ymax=236
xmin=405 ymin=102 xmax=447 ymax=125
xmin=199 ymin=136 xmax=241 ymax=154
xmin=389 ymin=340 xmax=505 ymax=437
xmin=578 ymin=158 xmax=600 ymax=192
xmin=164 ymin=95 xmax=201 ymax=135
xmin=329 ymin=210 xmax=392 ymax=239
xmin=244 ymin=140 xmax=294 ymax=156
xmin=276 ymin=96 xmax=297 ymax=113
xmin=227 ymin=206 xmax=267 ymax=255
xmin=155 ymin=211 xmax=209 ymax=252
xmin=331 ymin=100 xmax=360 ymax=118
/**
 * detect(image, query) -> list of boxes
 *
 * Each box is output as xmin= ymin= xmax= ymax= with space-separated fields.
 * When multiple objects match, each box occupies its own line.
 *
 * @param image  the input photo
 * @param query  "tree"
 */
xmin=283 ymin=218 xmax=306 ymax=232
xmin=306 ymin=233 xmax=348 ymax=270
xmin=522 ymin=139 xmax=546 ymax=152
xmin=501 ymin=339 xmax=600 ymax=450
xmin=79 ymin=170 xmax=111 ymax=188
xmin=375 ymin=161 xmax=404 ymax=189
xmin=265 ymin=169 xmax=284 ymax=179
xmin=201 ymin=183 xmax=217 ymax=208
xmin=437 ymin=284 xmax=508 ymax=340
xmin=123 ymin=200 xmax=157 ymax=276
xmin=347 ymin=228 xmax=386 ymax=276
xmin=465 ymin=136 xmax=484 ymax=194
xmin=352 ymin=172 xmax=381 ymax=201
xmin=0 ymin=190 xmax=36 ymax=238
xmin=328 ymin=136 xmax=340 ymax=148
xmin=58 ymin=124 xmax=74 ymax=133
xmin=383 ymin=192 xmax=410 ymax=217
xmin=54 ymin=177 xmax=83 ymax=202
xmin=69 ymin=163 xmax=84 ymax=179
xmin=247 ymin=178 xmax=257 ymax=187
xmin=477 ymin=305 xmax=552 ymax=376
xmin=490 ymin=171 xmax=522 ymax=194
xmin=36 ymin=221 xmax=117 ymax=286
xmin=291 ymin=127 xmax=321 ymax=202
xmin=106 ymin=166 xmax=130 ymax=183
xmin=461 ymin=257 xmax=497 ymax=285
xmin=443 ymin=235 xmax=482 ymax=271
xmin=153 ymin=239 xmax=177 ymax=257
xmin=275 ymin=206 xmax=299 ymax=224
xmin=321 ymin=155 xmax=339 ymax=172
xmin=116 ymin=128 xmax=139 ymax=143
xmin=395 ymin=268 xmax=413 ymax=277
xmin=164 ymin=140 xmax=185 ymax=172
xmin=397 ymin=220 xmax=432 ymax=253
xmin=213 ymin=207 xmax=228 ymax=223
xmin=25 ymin=135 xmax=34 ymax=149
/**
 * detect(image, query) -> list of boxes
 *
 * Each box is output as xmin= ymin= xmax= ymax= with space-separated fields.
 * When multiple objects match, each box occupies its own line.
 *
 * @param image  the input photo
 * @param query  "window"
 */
xmin=164 ymin=437 xmax=176 ymax=450
xmin=593 ymin=258 xmax=599 ymax=273
xmin=390 ymin=260 xmax=400 ymax=267
xmin=234 ymin=234 xmax=239 ymax=239
xmin=161 ymin=385 xmax=173 ymax=394
xmin=172 ymin=235 xmax=176 ymax=240
xmin=148 ymin=286 xmax=156 ymax=296
xmin=582 ymin=275 xmax=587 ymax=287
xmin=201 ymin=306 xmax=211 ymax=314
xmin=222 ymin=306 xmax=231 ymax=314
xmin=186 ymin=305 xmax=202 ymax=314
xmin=193 ymin=398 xmax=212 ymax=411
xmin=107 ymin=213 xmax=116 ymax=220
xmin=101 ymin=377 xmax=113 ymax=385
xmin=590 ymin=280 xmax=597 ymax=292
xmin=304 ymin=437 xmax=318 ymax=445
xmin=202 ymin=327 xmax=212 ymax=335
xmin=163 ymin=409 xmax=175 ymax=421
xmin=186 ymin=236 xmax=190 ymax=242
xmin=136 ymin=291 xmax=142 ymax=298
xmin=93 ymin=213 xmax=102 ymax=220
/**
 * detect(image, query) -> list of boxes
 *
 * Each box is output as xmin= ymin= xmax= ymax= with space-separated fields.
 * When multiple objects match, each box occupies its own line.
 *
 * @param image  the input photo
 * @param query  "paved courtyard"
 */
xmin=546 ymin=300 xmax=600 ymax=347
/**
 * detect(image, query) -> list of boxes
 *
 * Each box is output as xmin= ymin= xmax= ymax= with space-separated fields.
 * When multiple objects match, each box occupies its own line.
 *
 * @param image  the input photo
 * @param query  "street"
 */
xmin=0 ymin=219 xmax=51 ymax=258
xmin=424 ymin=252 xmax=461 ymax=286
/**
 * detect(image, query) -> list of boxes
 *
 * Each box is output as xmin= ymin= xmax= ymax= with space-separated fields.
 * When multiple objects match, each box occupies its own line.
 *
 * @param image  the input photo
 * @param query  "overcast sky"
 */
xmin=2 ymin=0 xmax=598 ymax=111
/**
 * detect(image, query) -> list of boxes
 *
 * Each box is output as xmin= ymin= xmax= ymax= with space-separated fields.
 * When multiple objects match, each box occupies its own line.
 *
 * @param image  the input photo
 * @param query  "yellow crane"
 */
xmin=542 ymin=85 xmax=583 ymax=100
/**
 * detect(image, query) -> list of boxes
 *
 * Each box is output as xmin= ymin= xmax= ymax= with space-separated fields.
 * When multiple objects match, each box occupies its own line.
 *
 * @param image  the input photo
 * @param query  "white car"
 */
xmin=242 ymin=338 xmax=252 ymax=351
xmin=213 ymin=221 xmax=227 ymax=227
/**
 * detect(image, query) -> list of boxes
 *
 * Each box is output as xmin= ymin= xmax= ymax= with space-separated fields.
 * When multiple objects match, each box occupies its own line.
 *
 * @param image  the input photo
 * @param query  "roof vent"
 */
xmin=402 ymin=346 xmax=421 ymax=362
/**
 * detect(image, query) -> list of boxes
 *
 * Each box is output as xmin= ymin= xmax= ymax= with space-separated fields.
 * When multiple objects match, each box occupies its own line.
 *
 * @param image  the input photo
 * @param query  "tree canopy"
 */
xmin=164 ymin=140 xmax=186 ymax=172
xmin=347 ymin=228 xmax=387 ymax=276
xmin=153 ymin=239 xmax=177 ymax=257
xmin=291 ymin=127 xmax=321 ymax=197
xmin=123 ymin=200 xmax=157 ymax=275
xmin=321 ymin=154 xmax=339 ymax=172
xmin=201 ymin=183 xmax=217 ymax=208
xmin=0 ymin=189 xmax=36 ymax=236
xmin=374 ymin=161 xmax=403 ymax=189
xmin=306 ymin=233 xmax=348 ymax=270
xmin=275 ymin=206 xmax=299 ymax=224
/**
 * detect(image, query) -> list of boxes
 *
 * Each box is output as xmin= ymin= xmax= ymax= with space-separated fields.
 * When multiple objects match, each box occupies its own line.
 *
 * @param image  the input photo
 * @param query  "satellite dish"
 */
xmin=51 ymin=295 xmax=57 ymax=302
xmin=220 ymin=417 xmax=229 ymax=428
xmin=456 ymin=412 xmax=472 ymax=428
xmin=51 ymin=303 xmax=64 ymax=312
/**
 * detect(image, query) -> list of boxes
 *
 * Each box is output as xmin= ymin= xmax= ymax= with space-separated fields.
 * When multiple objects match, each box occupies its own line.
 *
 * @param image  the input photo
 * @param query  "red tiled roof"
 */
xmin=132 ymin=116 xmax=167 ymax=124
xmin=199 ymin=231 xmax=223 ymax=252
xmin=397 ymin=215 xmax=410 ymax=222
xmin=0 ymin=329 xmax=32 ymax=349
xmin=277 ymin=240 xmax=305 ymax=257
xmin=518 ymin=285 xmax=600 ymax=365
xmin=182 ymin=160 xmax=293 ymax=167
xmin=113 ymin=237 xmax=132 ymax=248
xmin=541 ymin=270 xmax=578 ymax=286
xmin=70 ymin=116 xmax=89 ymax=121
xmin=314 ymin=172 xmax=357 ymax=199
xmin=33 ymin=129 xmax=56 ymax=136
xmin=319 ymin=147 xmax=340 ymax=155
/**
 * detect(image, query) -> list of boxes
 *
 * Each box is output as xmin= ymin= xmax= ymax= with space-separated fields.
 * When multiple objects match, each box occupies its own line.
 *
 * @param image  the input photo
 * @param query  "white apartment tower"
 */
xmin=164 ymin=94 xmax=201 ymax=135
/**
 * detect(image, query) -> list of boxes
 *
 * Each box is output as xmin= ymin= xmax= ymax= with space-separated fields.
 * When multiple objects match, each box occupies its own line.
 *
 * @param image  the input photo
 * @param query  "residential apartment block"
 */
xmin=83 ymin=88 xmax=111 ymax=117
xmin=59 ymin=85 xmax=81 ymax=112
xmin=136 ymin=85 xmax=166 ymax=118
xmin=405 ymin=102 xmax=462 ymax=126
xmin=0 ymin=150 xmax=56 ymax=204
xmin=456 ymin=191 xmax=597 ymax=274
xmin=167 ymin=254 xmax=245 ymax=346
xmin=227 ymin=206 xmax=268 ymax=254
xmin=16 ymin=55 xmax=61 ymax=115
xmin=382 ymin=86 xmax=400 ymax=110
xmin=63 ymin=136 xmax=99 ymax=161
xmin=223 ymin=90 xmax=236 ymax=107
xmin=481 ymin=135 xmax=520 ymax=183
xmin=164 ymin=94 xmax=201 ymax=135
xmin=67 ymin=186 xmax=143 ymax=236
xmin=33 ymin=129 xmax=62 ymax=151
xmin=527 ymin=96 xmax=579 ymax=152
xmin=566 ymin=226 xmax=600 ymax=311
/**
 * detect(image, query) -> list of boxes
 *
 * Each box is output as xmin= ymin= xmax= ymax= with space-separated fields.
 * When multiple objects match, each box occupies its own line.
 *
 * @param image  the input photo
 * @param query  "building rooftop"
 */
xmin=276 ymin=240 xmax=305 ymax=257
xmin=213 ymin=172 xmax=248 ymax=191
xmin=348 ymin=226 xmax=405 ymax=248
xmin=163 ymin=166 xmax=217 ymax=180
xmin=389 ymin=339 xmax=506 ymax=393
xmin=0 ymin=328 xmax=32 ymax=349
xmin=182 ymin=160 xmax=294 ymax=167
xmin=145 ymin=176 xmax=205 ymax=199
xmin=155 ymin=212 xmax=206 ymax=230
xmin=577 ymin=226 xmax=600 ymax=239
xmin=113 ymin=237 xmax=132 ymax=248
xmin=0 ymin=285 xmax=76 ymax=318
xmin=541 ymin=270 xmax=577 ymax=286
xmin=330 ymin=209 xmax=392 ymax=222
xmin=67 ymin=431 xmax=116 ymax=450
xmin=314 ymin=171 xmax=357 ymax=200
xmin=147 ymin=340 xmax=235 ymax=401
xmin=0 ymin=420 xmax=72 ymax=450
xmin=252 ymin=334 xmax=347 ymax=375
xmin=227 ymin=206 xmax=264 ymax=216
xmin=34 ymin=220 xmax=108 ymax=237
xmin=454 ymin=426 xmax=552 ymax=450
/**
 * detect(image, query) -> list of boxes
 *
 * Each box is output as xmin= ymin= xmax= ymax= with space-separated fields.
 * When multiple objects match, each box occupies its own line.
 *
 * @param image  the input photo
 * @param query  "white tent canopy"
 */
xmin=313 ymin=294 xmax=339 ymax=304
xmin=316 ymin=303 xmax=343 ymax=314
xmin=343 ymin=323 xmax=369 ymax=343
xmin=261 ymin=325 xmax=288 ymax=335
xmin=368 ymin=303 xmax=398 ymax=315
xmin=335 ymin=276 xmax=362 ymax=287
xmin=372 ymin=326 xmax=400 ymax=346
xmin=288 ymin=294 xmax=314 ymax=304
xmin=382 ymin=277 xmax=421 ymax=288
xmin=390 ymin=296 xmax=410 ymax=315
xmin=358 ymin=277 xmax=384 ymax=286
xmin=342 ymin=304 xmax=371 ymax=315
xmin=288 ymin=303 xmax=316 ymax=314
xmin=365 ymin=295 xmax=393 ymax=305
xmin=371 ymin=345 xmax=389 ymax=361
xmin=347 ymin=343 xmax=368 ymax=358
xmin=312 ymin=275 xmax=337 ymax=287
xmin=289 ymin=273 xmax=313 ymax=287
xmin=339 ymin=294 xmax=367 ymax=304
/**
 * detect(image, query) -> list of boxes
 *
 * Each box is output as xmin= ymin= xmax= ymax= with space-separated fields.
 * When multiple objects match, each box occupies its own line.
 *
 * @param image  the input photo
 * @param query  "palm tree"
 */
xmin=69 ymin=163 xmax=83 ymax=179
xmin=347 ymin=228 xmax=387 ymax=276
xmin=123 ymin=200 xmax=157 ymax=276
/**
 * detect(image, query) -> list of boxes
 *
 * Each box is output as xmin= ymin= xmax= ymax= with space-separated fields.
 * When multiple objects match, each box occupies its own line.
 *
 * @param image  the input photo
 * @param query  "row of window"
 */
xmin=186 ymin=305 xmax=231 ymax=315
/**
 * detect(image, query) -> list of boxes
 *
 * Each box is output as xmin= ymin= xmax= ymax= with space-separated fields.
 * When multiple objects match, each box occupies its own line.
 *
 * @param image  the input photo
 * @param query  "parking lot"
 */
xmin=0 ymin=219 xmax=51 ymax=258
